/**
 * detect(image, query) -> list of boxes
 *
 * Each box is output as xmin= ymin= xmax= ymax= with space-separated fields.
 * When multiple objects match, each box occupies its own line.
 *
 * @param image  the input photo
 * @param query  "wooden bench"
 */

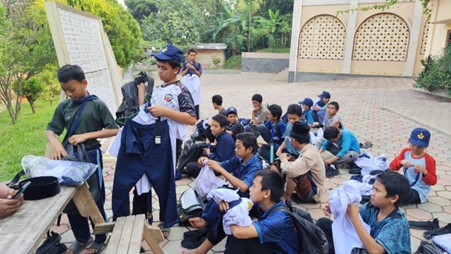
xmin=0 ymin=183 xmax=106 ymax=254
xmin=104 ymin=214 xmax=165 ymax=254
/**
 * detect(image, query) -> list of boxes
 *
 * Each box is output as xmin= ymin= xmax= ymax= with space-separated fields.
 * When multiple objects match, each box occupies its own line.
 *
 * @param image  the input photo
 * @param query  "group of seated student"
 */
xmin=182 ymin=170 xmax=300 ymax=254
xmin=180 ymin=134 xmax=417 ymax=253
xmin=183 ymin=132 xmax=269 ymax=253
xmin=180 ymin=91 xmax=437 ymax=254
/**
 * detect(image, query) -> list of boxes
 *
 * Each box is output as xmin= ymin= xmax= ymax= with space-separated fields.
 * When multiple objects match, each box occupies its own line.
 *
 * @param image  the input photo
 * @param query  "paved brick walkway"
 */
xmin=55 ymin=73 xmax=451 ymax=253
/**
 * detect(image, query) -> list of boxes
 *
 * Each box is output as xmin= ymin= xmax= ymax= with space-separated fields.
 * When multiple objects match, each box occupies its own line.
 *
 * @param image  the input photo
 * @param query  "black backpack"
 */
xmin=177 ymin=188 xmax=204 ymax=226
xmin=115 ymin=72 xmax=154 ymax=126
xmin=415 ymin=240 xmax=446 ymax=254
xmin=35 ymin=231 xmax=67 ymax=254
xmin=268 ymin=205 xmax=329 ymax=254
xmin=177 ymin=141 xmax=206 ymax=171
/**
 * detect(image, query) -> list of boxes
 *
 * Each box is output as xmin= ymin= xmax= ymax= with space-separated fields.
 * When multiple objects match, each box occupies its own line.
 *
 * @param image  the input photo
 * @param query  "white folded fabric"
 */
xmin=330 ymin=180 xmax=371 ymax=254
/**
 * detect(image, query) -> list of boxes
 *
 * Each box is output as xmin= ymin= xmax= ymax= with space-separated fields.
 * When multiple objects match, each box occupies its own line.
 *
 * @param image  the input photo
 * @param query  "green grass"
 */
xmin=256 ymin=48 xmax=290 ymax=53
xmin=0 ymin=98 xmax=59 ymax=181
xmin=224 ymin=55 xmax=242 ymax=69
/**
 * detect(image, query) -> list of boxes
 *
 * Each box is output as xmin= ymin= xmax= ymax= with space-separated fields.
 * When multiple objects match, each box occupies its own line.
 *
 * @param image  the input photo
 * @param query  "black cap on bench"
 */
xmin=19 ymin=176 xmax=60 ymax=200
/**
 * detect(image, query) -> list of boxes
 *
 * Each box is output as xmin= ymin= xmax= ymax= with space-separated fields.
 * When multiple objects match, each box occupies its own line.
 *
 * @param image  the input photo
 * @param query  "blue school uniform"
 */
xmin=302 ymin=109 xmax=314 ymax=125
xmin=263 ymin=120 xmax=286 ymax=149
xmin=220 ymin=154 xmax=263 ymax=195
xmin=253 ymin=201 xmax=300 ymax=254
xmin=208 ymin=131 xmax=235 ymax=162
xmin=112 ymin=120 xmax=177 ymax=228
xmin=314 ymin=100 xmax=326 ymax=124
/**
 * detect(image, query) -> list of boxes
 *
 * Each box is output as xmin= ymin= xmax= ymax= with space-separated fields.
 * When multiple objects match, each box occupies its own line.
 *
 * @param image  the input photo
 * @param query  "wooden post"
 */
xmin=142 ymin=222 xmax=165 ymax=254
xmin=72 ymin=183 xmax=105 ymax=226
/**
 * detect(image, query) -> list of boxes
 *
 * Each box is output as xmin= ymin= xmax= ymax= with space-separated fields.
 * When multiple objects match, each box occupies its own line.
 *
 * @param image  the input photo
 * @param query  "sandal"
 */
xmin=68 ymin=238 xmax=93 ymax=254
xmin=158 ymin=222 xmax=171 ymax=239
xmin=180 ymin=249 xmax=192 ymax=254
xmin=85 ymin=241 xmax=106 ymax=254
xmin=359 ymin=141 xmax=373 ymax=149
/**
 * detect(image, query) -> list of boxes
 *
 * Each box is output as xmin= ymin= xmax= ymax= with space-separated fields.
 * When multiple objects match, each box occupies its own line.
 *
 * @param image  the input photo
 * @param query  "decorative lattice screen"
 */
xmin=353 ymin=13 xmax=409 ymax=61
xmin=298 ymin=15 xmax=346 ymax=60
xmin=420 ymin=21 xmax=430 ymax=55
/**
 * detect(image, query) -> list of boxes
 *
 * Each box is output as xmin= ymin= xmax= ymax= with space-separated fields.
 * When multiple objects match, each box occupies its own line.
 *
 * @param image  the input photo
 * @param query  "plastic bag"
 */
xmin=21 ymin=155 xmax=97 ymax=186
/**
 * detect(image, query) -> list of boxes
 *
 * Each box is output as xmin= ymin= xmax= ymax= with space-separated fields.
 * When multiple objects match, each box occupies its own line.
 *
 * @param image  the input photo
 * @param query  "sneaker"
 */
xmin=359 ymin=141 xmax=373 ymax=149
xmin=326 ymin=165 xmax=340 ymax=178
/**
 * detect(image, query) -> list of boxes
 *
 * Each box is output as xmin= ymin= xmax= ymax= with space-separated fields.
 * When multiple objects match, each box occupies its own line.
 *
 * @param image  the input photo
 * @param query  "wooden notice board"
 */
xmin=45 ymin=2 xmax=122 ymax=116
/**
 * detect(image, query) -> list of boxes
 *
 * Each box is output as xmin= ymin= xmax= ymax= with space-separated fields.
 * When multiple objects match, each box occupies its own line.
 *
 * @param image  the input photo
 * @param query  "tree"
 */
xmin=260 ymin=0 xmax=294 ymax=17
xmin=68 ymin=0 xmax=142 ymax=67
xmin=124 ymin=0 xmax=157 ymax=23
xmin=236 ymin=0 xmax=263 ymax=52
xmin=205 ymin=2 xmax=246 ymax=56
xmin=19 ymin=65 xmax=60 ymax=109
xmin=0 ymin=0 xmax=58 ymax=124
xmin=0 ymin=4 xmax=18 ymax=124
xmin=36 ymin=65 xmax=60 ymax=106
xmin=254 ymin=9 xmax=292 ymax=49
xmin=203 ymin=0 xmax=293 ymax=54
xmin=13 ymin=76 xmax=45 ymax=114
xmin=196 ymin=0 xmax=224 ymax=42
xmin=140 ymin=0 xmax=202 ymax=46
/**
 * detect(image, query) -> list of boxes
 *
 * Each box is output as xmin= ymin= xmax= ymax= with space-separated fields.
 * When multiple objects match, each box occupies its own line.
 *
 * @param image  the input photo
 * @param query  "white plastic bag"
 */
xmin=21 ymin=155 xmax=97 ymax=186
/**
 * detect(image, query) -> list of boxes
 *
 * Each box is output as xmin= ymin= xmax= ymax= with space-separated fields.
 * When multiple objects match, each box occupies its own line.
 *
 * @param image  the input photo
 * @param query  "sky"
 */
xmin=117 ymin=0 xmax=126 ymax=8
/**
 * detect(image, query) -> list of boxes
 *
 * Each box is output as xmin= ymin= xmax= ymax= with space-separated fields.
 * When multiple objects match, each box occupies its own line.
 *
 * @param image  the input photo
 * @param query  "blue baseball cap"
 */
xmin=318 ymin=91 xmax=331 ymax=99
xmin=410 ymin=128 xmax=431 ymax=147
xmin=151 ymin=44 xmax=184 ymax=63
xmin=299 ymin=98 xmax=313 ymax=107
xmin=226 ymin=107 xmax=238 ymax=115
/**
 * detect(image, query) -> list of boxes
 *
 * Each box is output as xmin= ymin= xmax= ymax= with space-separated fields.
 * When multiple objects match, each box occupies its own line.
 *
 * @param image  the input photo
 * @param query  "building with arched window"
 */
xmin=288 ymin=0 xmax=451 ymax=82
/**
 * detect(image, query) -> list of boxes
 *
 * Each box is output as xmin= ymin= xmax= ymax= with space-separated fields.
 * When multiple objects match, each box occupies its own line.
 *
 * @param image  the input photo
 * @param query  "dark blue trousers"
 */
xmin=112 ymin=120 xmax=177 ymax=228
xmin=68 ymin=148 xmax=107 ymax=244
